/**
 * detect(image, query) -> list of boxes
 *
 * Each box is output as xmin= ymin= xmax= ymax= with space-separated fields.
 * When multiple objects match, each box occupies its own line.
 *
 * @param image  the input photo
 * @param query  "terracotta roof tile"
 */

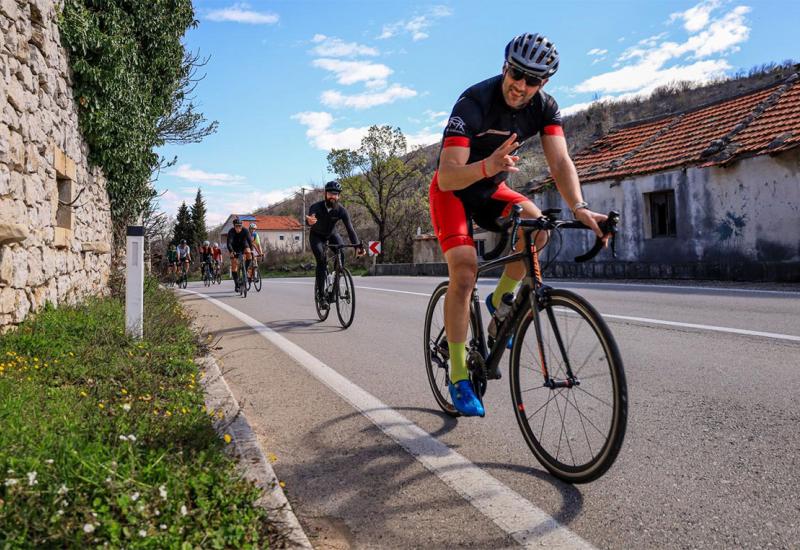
xmin=563 ymin=75 xmax=800 ymax=183
xmin=234 ymin=214 xmax=302 ymax=230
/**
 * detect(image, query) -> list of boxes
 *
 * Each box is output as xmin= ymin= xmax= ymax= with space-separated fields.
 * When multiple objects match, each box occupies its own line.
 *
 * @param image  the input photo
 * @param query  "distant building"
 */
xmin=218 ymin=214 xmax=303 ymax=252
xmin=529 ymin=73 xmax=800 ymax=281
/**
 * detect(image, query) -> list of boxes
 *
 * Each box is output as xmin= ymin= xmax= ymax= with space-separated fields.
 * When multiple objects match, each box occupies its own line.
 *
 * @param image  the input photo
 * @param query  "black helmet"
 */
xmin=505 ymin=33 xmax=559 ymax=79
xmin=324 ymin=180 xmax=342 ymax=193
xmin=180 ymin=239 xmax=187 ymax=244
xmin=233 ymin=217 xmax=242 ymax=226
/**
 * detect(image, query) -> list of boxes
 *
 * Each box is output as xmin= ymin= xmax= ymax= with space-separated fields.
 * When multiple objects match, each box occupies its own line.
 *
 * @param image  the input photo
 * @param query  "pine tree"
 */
xmin=172 ymin=202 xmax=195 ymax=246
xmin=190 ymin=188 xmax=208 ymax=245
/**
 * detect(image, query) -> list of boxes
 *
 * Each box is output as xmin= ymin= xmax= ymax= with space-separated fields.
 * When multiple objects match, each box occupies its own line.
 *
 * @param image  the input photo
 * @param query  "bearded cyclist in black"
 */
xmin=306 ymin=180 xmax=365 ymax=309
xmin=429 ymin=33 xmax=608 ymax=417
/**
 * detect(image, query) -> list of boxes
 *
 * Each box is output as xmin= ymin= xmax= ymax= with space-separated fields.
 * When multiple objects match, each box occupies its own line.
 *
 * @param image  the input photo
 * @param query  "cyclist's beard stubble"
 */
xmin=325 ymin=198 xmax=338 ymax=208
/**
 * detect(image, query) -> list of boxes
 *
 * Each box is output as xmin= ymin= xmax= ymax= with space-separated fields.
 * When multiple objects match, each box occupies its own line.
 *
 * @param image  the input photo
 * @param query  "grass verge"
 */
xmin=0 ymin=278 xmax=275 ymax=548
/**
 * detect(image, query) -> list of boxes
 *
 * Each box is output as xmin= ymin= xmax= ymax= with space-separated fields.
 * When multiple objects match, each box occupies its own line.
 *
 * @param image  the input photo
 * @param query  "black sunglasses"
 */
xmin=506 ymin=66 xmax=543 ymax=87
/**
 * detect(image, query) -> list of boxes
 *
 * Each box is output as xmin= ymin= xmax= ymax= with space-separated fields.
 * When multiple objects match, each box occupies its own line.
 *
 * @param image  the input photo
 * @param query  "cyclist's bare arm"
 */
xmin=541 ymin=134 xmax=606 ymax=238
xmin=437 ymin=133 xmax=520 ymax=192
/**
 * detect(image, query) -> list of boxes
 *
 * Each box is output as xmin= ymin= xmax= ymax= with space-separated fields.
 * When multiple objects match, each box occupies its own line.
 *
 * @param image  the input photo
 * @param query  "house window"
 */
xmin=279 ymin=235 xmax=285 ymax=240
xmin=647 ymin=190 xmax=676 ymax=238
xmin=294 ymin=235 xmax=300 ymax=241
xmin=475 ymin=239 xmax=486 ymax=258
xmin=56 ymin=176 xmax=73 ymax=230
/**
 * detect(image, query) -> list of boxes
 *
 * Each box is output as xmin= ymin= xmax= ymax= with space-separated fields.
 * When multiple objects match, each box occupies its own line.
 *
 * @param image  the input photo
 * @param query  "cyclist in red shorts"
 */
xmin=429 ymin=33 xmax=608 ymax=416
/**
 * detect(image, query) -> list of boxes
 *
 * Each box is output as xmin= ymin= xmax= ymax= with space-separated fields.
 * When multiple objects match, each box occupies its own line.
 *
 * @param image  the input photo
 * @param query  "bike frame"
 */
xmin=471 ymin=223 xmax=583 ymax=388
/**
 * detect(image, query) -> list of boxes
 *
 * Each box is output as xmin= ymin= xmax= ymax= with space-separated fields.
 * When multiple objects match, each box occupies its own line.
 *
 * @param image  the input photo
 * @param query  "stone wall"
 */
xmin=0 ymin=0 xmax=112 ymax=330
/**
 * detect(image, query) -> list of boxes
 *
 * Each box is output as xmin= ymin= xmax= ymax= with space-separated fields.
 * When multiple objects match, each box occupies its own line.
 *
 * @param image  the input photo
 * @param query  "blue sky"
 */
xmin=157 ymin=0 xmax=800 ymax=226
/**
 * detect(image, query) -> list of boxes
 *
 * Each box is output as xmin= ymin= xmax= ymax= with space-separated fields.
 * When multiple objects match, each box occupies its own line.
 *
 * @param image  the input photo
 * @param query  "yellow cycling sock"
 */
xmin=448 ymin=341 xmax=468 ymax=384
xmin=492 ymin=272 xmax=520 ymax=309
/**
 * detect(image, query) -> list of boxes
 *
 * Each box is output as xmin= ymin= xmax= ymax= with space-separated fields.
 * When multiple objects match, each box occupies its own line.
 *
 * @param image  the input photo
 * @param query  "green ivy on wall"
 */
xmin=58 ymin=0 xmax=195 ymax=233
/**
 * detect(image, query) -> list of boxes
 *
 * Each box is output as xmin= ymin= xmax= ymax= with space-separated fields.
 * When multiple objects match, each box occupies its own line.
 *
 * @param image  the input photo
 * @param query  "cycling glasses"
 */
xmin=506 ymin=65 xmax=543 ymax=87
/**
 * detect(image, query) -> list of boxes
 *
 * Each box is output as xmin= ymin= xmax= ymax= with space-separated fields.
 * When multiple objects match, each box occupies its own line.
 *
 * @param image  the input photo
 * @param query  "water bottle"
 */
xmin=487 ymin=292 xmax=515 ymax=339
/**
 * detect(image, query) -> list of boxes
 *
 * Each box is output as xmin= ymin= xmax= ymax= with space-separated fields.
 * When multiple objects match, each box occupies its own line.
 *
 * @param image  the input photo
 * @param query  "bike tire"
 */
xmin=314 ymin=277 xmax=330 ymax=321
xmin=253 ymin=268 xmax=262 ymax=292
xmin=423 ymin=281 xmax=481 ymax=417
xmin=239 ymin=262 xmax=247 ymax=298
xmin=335 ymin=268 xmax=356 ymax=328
xmin=509 ymin=288 xmax=627 ymax=483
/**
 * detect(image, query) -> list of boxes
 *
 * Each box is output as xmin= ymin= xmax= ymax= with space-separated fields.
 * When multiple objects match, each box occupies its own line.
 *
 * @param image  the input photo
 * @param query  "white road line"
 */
xmin=546 ymin=281 xmax=800 ymax=296
xmin=184 ymin=288 xmax=595 ymax=550
xmin=602 ymin=314 xmax=800 ymax=343
xmin=262 ymin=280 xmax=800 ymax=342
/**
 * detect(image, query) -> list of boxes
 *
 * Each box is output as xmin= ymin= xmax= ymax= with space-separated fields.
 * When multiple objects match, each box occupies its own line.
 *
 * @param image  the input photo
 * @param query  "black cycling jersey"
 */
xmin=307 ymin=201 xmax=359 ymax=244
xmin=441 ymin=74 xmax=563 ymax=204
xmin=226 ymin=227 xmax=254 ymax=254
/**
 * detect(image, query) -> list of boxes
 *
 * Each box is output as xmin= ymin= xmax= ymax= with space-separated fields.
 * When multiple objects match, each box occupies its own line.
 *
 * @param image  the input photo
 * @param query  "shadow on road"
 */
xmin=278 ymin=407 xmax=585 ymax=548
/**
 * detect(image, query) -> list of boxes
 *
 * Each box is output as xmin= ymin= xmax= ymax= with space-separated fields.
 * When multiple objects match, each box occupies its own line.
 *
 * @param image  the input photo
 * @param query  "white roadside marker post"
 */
xmin=125 ymin=217 xmax=144 ymax=339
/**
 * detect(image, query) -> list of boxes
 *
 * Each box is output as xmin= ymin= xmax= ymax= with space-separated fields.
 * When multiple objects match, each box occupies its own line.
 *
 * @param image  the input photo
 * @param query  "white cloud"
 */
xmin=574 ymin=2 xmax=749 ymax=97
xmin=670 ymin=0 xmax=721 ymax=32
xmin=292 ymin=111 xmax=369 ymax=151
xmin=312 ymin=58 xmax=392 ymax=87
xmin=321 ymin=85 xmax=417 ymax=109
xmin=587 ymin=48 xmax=608 ymax=56
xmin=379 ymin=6 xmax=453 ymax=41
xmin=168 ymin=164 xmax=247 ymax=187
xmin=206 ymin=3 xmax=279 ymax=24
xmin=311 ymin=34 xmax=379 ymax=57
xmin=223 ymin=188 xmax=303 ymax=216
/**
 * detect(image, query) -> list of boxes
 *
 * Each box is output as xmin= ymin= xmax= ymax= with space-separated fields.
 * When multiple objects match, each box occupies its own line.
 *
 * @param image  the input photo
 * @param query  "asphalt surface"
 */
xmin=180 ymin=275 xmax=800 ymax=549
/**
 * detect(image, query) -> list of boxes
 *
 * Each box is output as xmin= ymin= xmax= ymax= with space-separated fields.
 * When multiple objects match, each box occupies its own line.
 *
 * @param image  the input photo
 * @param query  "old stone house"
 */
xmin=531 ymin=74 xmax=800 ymax=281
xmin=1 ymin=0 xmax=112 ymax=330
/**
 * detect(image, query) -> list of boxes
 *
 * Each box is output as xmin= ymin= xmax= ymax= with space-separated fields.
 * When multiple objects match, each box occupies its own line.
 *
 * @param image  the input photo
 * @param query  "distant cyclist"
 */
xmin=211 ymin=242 xmax=223 ymax=276
xmin=306 ymin=180 xmax=365 ymax=309
xmin=166 ymin=244 xmax=178 ymax=276
xmin=198 ymin=240 xmax=213 ymax=278
xmin=226 ymin=218 xmax=254 ymax=292
xmin=176 ymin=239 xmax=192 ymax=276
xmin=248 ymin=222 xmax=263 ymax=281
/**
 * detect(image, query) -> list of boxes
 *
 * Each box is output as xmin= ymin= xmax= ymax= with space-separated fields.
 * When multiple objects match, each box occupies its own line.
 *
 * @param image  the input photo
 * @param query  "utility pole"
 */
xmin=300 ymin=187 xmax=308 ymax=253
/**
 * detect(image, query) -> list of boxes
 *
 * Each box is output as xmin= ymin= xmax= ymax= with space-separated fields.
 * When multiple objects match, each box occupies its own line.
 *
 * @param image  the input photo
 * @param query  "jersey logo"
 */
xmin=446 ymin=116 xmax=467 ymax=135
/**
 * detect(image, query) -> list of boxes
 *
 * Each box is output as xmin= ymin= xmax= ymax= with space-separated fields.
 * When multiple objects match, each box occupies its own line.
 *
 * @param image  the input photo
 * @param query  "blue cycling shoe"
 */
xmin=448 ymin=379 xmax=485 ymax=417
xmin=485 ymin=293 xmax=514 ymax=350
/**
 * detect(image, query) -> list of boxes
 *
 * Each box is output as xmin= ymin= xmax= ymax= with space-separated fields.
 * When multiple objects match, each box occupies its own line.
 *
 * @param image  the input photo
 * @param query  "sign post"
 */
xmin=125 ymin=218 xmax=144 ymax=339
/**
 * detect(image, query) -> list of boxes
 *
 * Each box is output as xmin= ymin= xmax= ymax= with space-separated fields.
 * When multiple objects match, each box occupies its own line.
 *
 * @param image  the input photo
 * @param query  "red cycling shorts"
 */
xmin=429 ymin=171 xmax=529 ymax=254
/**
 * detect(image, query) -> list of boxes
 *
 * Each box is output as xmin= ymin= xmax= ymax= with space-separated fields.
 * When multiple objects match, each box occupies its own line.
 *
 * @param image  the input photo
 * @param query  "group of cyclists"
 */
xmin=165 ymin=221 xmax=264 ymax=289
xmin=170 ymin=33 xmax=609 ymax=420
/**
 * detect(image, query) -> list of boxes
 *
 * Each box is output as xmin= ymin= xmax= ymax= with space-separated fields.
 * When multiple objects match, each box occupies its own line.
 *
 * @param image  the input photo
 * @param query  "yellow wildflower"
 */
xmin=223 ymin=434 xmax=232 ymax=444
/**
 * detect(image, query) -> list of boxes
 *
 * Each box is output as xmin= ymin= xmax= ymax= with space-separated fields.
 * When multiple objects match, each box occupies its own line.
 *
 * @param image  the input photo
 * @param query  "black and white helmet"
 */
xmin=505 ymin=33 xmax=559 ymax=78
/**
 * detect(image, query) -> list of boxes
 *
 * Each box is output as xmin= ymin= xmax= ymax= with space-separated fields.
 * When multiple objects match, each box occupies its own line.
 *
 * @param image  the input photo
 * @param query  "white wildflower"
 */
xmin=5 ymin=478 xmax=18 ymax=486
xmin=27 ymin=471 xmax=37 ymax=486
xmin=180 ymin=505 xmax=188 ymax=516
xmin=105 ymin=477 xmax=112 ymax=483
xmin=160 ymin=524 xmax=167 ymax=530
xmin=159 ymin=484 xmax=167 ymax=499
xmin=121 ymin=403 xmax=131 ymax=412
xmin=83 ymin=523 xmax=95 ymax=534
xmin=45 ymin=459 xmax=54 ymax=464
xmin=119 ymin=435 xmax=128 ymax=441
xmin=56 ymin=510 xmax=64 ymax=516
xmin=138 ymin=529 xmax=147 ymax=537
xmin=154 ymin=509 xmax=160 ymax=516
xmin=131 ymin=492 xmax=140 ymax=502
xmin=58 ymin=484 xmax=69 ymax=495
xmin=128 ymin=434 xmax=137 ymax=443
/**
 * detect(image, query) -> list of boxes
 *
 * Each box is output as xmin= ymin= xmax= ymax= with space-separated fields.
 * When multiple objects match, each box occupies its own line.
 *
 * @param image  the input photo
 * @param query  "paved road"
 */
xmin=181 ymin=276 xmax=800 ymax=549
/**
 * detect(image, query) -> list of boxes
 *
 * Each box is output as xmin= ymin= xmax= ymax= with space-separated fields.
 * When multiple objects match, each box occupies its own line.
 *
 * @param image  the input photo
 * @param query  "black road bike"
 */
xmin=202 ymin=261 xmax=213 ymax=287
xmin=247 ymin=254 xmax=262 ymax=293
xmin=314 ymin=243 xmax=361 ymax=328
xmin=177 ymin=261 xmax=189 ymax=290
xmin=423 ymin=206 xmax=627 ymax=483
xmin=233 ymin=253 xmax=248 ymax=298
